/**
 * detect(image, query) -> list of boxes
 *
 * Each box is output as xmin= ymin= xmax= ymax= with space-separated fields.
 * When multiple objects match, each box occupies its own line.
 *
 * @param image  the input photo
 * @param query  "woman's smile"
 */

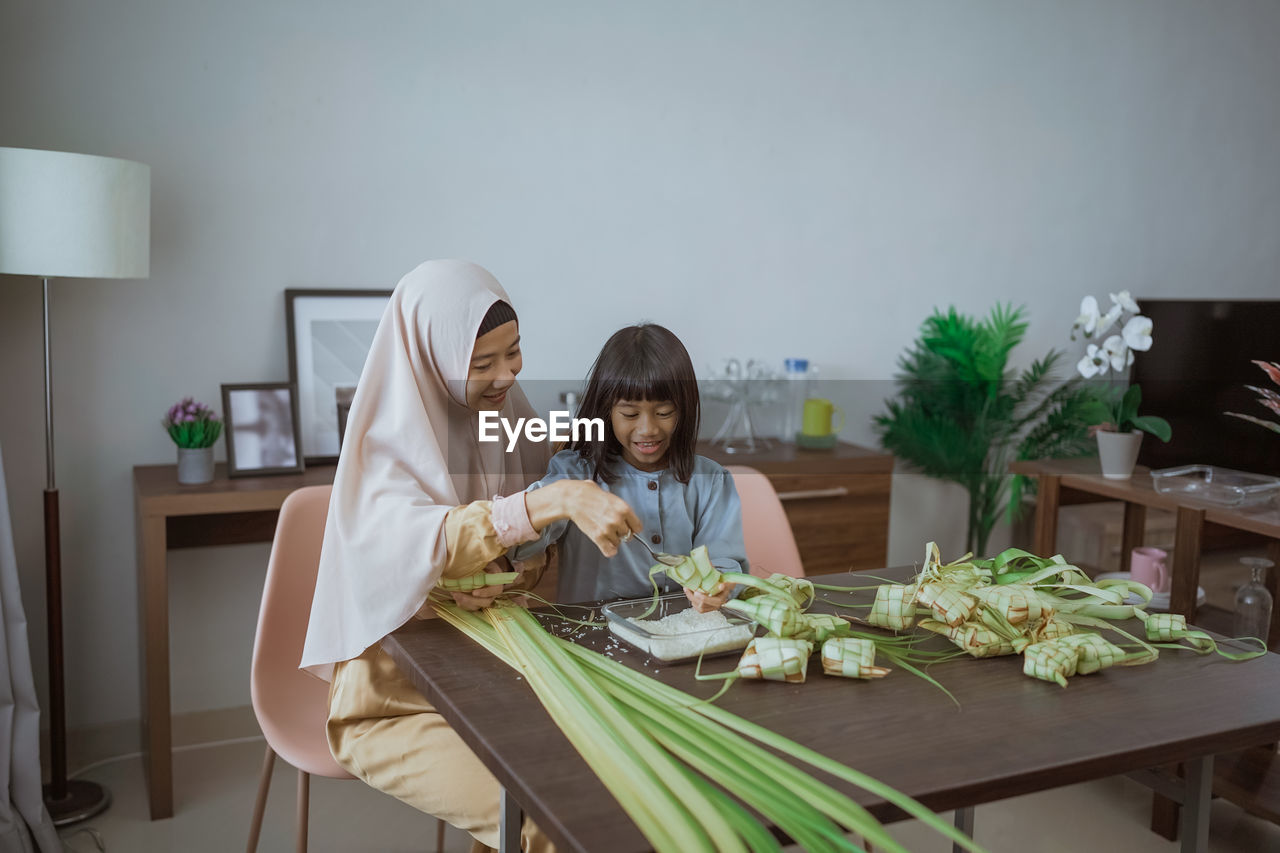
xmin=466 ymin=319 xmax=521 ymax=411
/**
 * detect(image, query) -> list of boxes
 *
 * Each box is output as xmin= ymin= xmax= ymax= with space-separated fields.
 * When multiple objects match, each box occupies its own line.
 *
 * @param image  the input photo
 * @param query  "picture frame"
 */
xmin=220 ymin=382 xmax=305 ymax=478
xmin=285 ymin=288 xmax=392 ymax=464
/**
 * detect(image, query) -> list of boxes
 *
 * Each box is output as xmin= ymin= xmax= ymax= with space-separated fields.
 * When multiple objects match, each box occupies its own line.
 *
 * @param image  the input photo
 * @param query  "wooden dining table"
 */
xmin=383 ymin=568 xmax=1280 ymax=853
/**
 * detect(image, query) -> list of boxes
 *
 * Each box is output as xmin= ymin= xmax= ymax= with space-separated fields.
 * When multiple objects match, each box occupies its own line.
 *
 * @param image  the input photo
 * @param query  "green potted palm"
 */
xmin=875 ymin=304 xmax=1100 ymax=557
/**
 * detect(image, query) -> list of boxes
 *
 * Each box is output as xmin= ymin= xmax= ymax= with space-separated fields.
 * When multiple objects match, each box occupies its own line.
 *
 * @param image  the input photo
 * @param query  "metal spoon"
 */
xmin=624 ymin=532 xmax=685 ymax=567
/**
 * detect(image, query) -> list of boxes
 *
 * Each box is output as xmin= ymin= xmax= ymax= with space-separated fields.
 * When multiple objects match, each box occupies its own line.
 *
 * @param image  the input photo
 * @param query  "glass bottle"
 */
xmin=1233 ymin=556 xmax=1274 ymax=646
xmin=781 ymin=358 xmax=810 ymax=444
xmin=559 ymin=389 xmax=580 ymax=419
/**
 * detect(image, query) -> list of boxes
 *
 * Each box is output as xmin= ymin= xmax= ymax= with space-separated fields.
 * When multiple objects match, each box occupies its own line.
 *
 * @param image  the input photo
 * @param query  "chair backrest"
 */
xmin=724 ymin=465 xmax=805 ymax=578
xmin=250 ymin=484 xmax=353 ymax=778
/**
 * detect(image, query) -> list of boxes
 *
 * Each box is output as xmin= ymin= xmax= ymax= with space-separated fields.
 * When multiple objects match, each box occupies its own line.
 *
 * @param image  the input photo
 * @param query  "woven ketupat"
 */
xmin=868 ymin=583 xmax=917 ymax=630
xmin=917 ymin=582 xmax=977 ymax=628
xmin=737 ymin=637 xmax=814 ymax=683
xmin=920 ymin=619 xmax=1017 ymax=658
xmin=821 ymin=637 xmax=890 ymax=679
xmin=974 ymin=583 xmax=1044 ymax=626
xmin=1058 ymin=633 xmax=1126 ymax=674
xmin=1023 ymin=640 xmax=1079 ymax=687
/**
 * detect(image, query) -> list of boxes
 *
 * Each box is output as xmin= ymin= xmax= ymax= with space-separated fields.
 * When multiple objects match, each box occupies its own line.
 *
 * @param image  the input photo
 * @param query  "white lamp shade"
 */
xmin=0 ymin=146 xmax=150 ymax=279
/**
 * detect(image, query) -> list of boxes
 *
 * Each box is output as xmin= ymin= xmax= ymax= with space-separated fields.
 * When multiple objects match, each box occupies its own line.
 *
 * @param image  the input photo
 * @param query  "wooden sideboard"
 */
xmin=696 ymin=440 xmax=894 ymax=574
xmin=1008 ymin=457 xmax=1280 ymax=843
xmin=1009 ymin=457 xmax=1280 ymax=644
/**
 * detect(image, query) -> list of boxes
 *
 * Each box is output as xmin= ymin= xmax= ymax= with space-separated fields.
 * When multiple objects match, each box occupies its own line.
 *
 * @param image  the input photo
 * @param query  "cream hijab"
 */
xmin=301 ymin=259 xmax=549 ymax=678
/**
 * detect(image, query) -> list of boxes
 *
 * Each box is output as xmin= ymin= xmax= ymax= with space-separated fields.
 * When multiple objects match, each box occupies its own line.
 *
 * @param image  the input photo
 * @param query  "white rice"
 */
xmin=610 ymin=608 xmax=754 ymax=661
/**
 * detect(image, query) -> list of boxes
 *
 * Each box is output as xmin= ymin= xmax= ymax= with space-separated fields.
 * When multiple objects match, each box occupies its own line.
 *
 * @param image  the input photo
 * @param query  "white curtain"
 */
xmin=0 ymin=443 xmax=61 ymax=853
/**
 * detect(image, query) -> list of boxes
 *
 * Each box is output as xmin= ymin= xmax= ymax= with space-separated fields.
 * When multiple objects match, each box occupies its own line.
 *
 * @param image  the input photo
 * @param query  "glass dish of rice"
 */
xmin=602 ymin=593 xmax=758 ymax=662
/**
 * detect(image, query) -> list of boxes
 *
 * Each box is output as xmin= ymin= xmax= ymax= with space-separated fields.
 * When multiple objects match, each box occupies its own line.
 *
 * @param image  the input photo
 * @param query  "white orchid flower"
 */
xmin=1096 ymin=302 xmax=1123 ymax=338
xmin=1072 ymin=295 xmax=1101 ymax=340
xmin=1121 ymin=314 xmax=1153 ymax=351
xmin=1077 ymin=344 xmax=1109 ymax=378
xmin=1103 ymin=334 xmax=1132 ymax=372
xmin=1110 ymin=290 xmax=1140 ymax=313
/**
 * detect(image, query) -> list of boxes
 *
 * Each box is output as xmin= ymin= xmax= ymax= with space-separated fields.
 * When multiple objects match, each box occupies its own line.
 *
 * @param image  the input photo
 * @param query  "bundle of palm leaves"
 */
xmin=875 ymin=304 xmax=1100 ymax=555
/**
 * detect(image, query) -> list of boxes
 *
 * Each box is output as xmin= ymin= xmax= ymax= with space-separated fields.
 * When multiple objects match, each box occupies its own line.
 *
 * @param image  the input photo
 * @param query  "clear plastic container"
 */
xmin=1149 ymin=465 xmax=1280 ymax=507
xmin=780 ymin=358 xmax=810 ymax=444
xmin=601 ymin=593 xmax=758 ymax=662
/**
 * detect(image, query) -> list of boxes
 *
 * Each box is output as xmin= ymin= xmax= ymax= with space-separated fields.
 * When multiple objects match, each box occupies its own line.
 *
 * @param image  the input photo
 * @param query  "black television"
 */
xmin=1130 ymin=299 xmax=1280 ymax=477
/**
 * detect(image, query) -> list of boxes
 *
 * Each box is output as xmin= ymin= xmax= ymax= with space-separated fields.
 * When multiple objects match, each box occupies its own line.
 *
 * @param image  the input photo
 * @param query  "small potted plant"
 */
xmin=163 ymin=397 xmax=223 ymax=484
xmin=1071 ymin=291 xmax=1172 ymax=479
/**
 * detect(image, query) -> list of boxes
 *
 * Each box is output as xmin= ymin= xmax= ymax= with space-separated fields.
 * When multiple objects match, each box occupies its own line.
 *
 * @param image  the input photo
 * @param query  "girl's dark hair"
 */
xmin=569 ymin=323 xmax=701 ymax=484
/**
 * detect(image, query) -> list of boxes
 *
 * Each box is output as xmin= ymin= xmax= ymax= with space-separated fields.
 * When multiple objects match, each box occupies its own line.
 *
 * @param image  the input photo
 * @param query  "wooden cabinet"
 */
xmin=697 ymin=440 xmax=894 ymax=575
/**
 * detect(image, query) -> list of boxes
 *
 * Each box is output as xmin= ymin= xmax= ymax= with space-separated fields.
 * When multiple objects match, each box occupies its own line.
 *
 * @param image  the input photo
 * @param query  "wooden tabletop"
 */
xmin=1009 ymin=458 xmax=1280 ymax=539
xmin=133 ymin=462 xmax=337 ymax=515
xmin=695 ymin=439 xmax=895 ymax=476
xmin=383 ymin=567 xmax=1280 ymax=853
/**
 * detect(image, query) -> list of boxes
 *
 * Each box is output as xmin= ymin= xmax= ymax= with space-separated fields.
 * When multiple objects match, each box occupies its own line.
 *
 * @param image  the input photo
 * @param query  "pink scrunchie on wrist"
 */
xmin=491 ymin=492 xmax=538 ymax=548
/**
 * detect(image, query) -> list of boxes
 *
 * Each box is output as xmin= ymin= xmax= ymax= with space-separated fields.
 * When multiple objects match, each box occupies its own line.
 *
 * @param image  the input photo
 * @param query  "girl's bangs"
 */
xmin=610 ymin=362 xmax=679 ymax=405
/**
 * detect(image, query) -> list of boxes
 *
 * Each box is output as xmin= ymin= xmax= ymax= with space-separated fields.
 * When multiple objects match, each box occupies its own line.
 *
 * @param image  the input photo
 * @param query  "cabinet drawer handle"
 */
xmin=777 ymin=487 xmax=851 ymax=502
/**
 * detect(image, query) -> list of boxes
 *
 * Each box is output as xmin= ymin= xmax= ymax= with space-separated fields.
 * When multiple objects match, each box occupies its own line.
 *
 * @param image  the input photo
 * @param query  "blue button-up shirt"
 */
xmin=511 ymin=450 xmax=748 ymax=603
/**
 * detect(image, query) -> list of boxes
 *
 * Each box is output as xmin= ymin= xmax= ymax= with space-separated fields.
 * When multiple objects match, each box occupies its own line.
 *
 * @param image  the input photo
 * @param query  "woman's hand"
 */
xmin=526 ymin=479 xmax=642 ymax=557
xmin=449 ymin=576 xmax=535 ymax=611
xmin=450 ymin=584 xmax=506 ymax=611
xmin=449 ymin=560 xmax=530 ymax=611
xmin=450 ymin=585 xmax=533 ymax=610
xmin=685 ymin=582 xmax=731 ymax=613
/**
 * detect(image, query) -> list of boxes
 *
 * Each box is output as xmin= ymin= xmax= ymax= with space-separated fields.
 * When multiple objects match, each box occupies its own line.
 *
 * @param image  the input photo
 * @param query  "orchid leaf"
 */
xmin=1130 ymin=415 xmax=1172 ymax=442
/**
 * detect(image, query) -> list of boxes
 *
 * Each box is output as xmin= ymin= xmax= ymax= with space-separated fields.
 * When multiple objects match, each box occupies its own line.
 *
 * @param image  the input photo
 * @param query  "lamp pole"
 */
xmin=42 ymin=277 xmax=66 ymax=805
xmin=39 ymin=274 xmax=104 ymax=822
xmin=0 ymin=146 xmax=150 ymax=826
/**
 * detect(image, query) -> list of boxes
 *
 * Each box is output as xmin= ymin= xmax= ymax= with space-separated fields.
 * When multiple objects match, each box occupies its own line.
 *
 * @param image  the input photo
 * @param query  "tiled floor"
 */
xmin=56 ymin=547 xmax=1279 ymax=853
xmin=53 ymin=734 xmax=1280 ymax=852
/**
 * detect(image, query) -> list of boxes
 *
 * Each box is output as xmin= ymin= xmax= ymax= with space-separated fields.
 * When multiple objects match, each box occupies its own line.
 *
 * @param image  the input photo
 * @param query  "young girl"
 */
xmin=512 ymin=323 xmax=748 ymax=609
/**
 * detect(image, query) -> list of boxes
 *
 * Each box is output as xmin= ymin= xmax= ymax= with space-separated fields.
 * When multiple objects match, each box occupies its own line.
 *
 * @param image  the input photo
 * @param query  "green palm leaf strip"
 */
xmin=433 ymin=600 xmax=988 ymax=853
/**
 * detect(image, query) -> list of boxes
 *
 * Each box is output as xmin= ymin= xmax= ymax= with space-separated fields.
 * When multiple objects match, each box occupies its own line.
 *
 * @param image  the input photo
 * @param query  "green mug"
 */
xmin=801 ymin=398 xmax=845 ymax=437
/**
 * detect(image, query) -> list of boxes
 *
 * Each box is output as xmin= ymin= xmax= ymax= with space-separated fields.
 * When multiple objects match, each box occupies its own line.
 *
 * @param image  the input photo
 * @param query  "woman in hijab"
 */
xmin=301 ymin=259 xmax=639 ymax=852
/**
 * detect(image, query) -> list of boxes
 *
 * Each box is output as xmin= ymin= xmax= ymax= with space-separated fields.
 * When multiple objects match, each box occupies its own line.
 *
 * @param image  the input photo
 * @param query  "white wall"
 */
xmin=2 ymin=1 xmax=1278 ymax=732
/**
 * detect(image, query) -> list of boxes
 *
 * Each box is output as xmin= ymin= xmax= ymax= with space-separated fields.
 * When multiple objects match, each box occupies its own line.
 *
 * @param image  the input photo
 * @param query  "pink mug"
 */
xmin=1130 ymin=546 xmax=1170 ymax=594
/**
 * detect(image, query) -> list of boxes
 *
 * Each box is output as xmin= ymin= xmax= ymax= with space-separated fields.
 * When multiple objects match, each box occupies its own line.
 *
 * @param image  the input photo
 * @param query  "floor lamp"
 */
xmin=0 ymin=147 xmax=150 ymax=824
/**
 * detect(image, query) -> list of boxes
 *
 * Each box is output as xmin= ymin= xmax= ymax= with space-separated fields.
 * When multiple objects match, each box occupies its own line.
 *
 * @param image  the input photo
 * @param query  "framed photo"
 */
xmin=286 ymin=288 xmax=392 ymax=463
xmin=220 ymin=382 xmax=305 ymax=478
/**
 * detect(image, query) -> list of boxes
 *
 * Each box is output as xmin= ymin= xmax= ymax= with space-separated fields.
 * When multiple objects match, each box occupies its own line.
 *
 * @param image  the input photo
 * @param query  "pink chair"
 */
xmin=725 ymin=465 xmax=805 ymax=578
xmin=246 ymin=485 xmax=443 ymax=852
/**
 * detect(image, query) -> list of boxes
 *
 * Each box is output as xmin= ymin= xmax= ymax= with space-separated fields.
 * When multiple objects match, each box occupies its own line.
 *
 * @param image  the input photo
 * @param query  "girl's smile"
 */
xmin=611 ymin=399 xmax=678 ymax=472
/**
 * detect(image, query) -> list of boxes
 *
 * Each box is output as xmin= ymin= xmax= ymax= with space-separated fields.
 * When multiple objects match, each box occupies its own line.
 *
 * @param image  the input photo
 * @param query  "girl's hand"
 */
xmin=528 ymin=480 xmax=642 ymax=557
xmin=685 ymin=582 xmax=730 ymax=613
